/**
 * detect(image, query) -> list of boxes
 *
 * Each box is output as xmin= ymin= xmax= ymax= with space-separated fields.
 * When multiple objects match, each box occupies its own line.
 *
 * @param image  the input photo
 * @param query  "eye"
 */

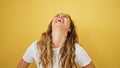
xmin=55 ymin=14 xmax=59 ymax=17
xmin=63 ymin=15 xmax=69 ymax=18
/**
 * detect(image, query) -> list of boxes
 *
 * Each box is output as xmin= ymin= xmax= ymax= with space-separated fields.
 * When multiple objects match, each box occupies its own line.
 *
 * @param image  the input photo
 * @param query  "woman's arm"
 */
xmin=17 ymin=59 xmax=30 ymax=68
xmin=83 ymin=61 xmax=95 ymax=68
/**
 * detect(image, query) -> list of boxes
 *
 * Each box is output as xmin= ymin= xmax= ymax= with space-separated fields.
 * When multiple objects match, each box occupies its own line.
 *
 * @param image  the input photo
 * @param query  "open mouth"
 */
xmin=56 ymin=18 xmax=64 ymax=23
xmin=58 ymin=19 xmax=62 ymax=22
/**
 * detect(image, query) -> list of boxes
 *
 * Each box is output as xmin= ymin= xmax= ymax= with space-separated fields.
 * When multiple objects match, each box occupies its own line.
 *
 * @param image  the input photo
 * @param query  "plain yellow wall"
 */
xmin=0 ymin=0 xmax=120 ymax=68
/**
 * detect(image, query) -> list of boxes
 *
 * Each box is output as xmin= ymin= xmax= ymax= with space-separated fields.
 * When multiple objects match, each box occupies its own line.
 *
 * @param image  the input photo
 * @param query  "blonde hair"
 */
xmin=37 ymin=13 xmax=79 ymax=68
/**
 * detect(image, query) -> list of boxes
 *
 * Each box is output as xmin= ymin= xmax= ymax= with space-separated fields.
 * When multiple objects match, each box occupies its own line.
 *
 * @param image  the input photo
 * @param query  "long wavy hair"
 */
xmin=37 ymin=13 xmax=79 ymax=68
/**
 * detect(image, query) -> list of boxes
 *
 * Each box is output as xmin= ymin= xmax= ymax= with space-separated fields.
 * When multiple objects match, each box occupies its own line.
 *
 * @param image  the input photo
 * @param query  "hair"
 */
xmin=37 ymin=13 xmax=79 ymax=68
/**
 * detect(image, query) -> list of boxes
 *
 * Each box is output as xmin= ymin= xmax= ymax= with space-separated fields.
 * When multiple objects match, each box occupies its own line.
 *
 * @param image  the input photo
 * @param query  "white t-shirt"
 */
xmin=23 ymin=41 xmax=92 ymax=68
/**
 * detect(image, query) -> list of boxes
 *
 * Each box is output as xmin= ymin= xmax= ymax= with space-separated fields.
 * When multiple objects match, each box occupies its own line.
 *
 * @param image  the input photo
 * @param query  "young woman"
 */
xmin=17 ymin=13 xmax=95 ymax=68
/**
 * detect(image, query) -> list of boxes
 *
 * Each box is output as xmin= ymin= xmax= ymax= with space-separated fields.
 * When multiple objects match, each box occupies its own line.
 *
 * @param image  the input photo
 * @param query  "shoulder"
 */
xmin=22 ymin=40 xmax=39 ymax=63
xmin=31 ymin=40 xmax=38 ymax=46
xmin=75 ymin=43 xmax=92 ymax=67
xmin=25 ymin=40 xmax=39 ymax=54
xmin=29 ymin=40 xmax=38 ymax=49
xmin=75 ymin=43 xmax=89 ymax=55
xmin=75 ymin=43 xmax=84 ymax=52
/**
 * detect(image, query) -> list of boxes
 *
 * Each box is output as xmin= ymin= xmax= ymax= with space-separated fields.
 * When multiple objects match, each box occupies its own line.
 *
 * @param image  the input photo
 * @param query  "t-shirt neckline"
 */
xmin=52 ymin=45 xmax=64 ymax=51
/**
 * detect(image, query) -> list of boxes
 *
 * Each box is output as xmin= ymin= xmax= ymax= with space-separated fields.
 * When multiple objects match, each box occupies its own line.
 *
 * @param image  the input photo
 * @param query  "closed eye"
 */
xmin=55 ymin=14 xmax=59 ymax=17
xmin=63 ymin=15 xmax=69 ymax=18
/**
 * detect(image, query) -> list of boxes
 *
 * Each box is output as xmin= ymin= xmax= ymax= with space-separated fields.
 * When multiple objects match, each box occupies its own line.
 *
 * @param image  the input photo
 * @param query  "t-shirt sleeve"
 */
xmin=75 ymin=44 xmax=92 ymax=67
xmin=23 ymin=42 xmax=36 ymax=63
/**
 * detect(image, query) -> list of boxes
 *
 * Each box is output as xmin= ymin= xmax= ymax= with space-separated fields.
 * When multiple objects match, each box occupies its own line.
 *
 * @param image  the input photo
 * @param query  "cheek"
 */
xmin=52 ymin=18 xmax=56 ymax=23
xmin=51 ymin=20 xmax=55 ymax=28
xmin=65 ymin=19 xmax=70 ymax=28
xmin=52 ymin=21 xmax=55 ymax=28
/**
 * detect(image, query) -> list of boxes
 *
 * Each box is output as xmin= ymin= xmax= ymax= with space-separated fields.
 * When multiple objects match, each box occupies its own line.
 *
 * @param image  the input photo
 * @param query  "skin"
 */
xmin=17 ymin=59 xmax=30 ymax=68
xmin=17 ymin=13 xmax=95 ymax=68
xmin=52 ymin=13 xmax=71 ymax=48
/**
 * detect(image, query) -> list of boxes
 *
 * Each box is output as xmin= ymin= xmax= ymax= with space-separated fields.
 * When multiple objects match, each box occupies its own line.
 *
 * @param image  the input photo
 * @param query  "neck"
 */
xmin=52 ymin=30 xmax=68 ymax=48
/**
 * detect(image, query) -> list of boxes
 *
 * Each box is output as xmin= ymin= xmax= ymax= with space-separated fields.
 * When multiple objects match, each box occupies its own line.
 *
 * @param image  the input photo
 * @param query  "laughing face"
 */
xmin=52 ymin=13 xmax=71 ymax=32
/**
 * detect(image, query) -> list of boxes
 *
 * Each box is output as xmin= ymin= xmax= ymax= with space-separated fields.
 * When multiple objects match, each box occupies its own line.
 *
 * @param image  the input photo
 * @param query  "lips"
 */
xmin=55 ymin=18 xmax=64 ymax=23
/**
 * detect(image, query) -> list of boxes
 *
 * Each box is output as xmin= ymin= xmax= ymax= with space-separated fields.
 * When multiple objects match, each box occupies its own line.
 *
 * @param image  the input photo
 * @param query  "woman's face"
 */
xmin=52 ymin=13 xmax=71 ymax=32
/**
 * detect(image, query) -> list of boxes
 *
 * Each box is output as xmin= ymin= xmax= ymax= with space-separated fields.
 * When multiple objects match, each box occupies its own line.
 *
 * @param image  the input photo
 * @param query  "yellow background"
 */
xmin=0 ymin=0 xmax=120 ymax=68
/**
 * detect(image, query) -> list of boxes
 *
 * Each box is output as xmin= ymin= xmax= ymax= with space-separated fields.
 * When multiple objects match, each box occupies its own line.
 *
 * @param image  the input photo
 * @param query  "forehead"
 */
xmin=55 ymin=13 xmax=69 ymax=17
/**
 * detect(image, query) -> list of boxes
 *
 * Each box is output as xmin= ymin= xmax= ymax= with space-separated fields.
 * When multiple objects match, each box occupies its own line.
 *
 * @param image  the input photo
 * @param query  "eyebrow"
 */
xmin=55 ymin=14 xmax=69 ymax=17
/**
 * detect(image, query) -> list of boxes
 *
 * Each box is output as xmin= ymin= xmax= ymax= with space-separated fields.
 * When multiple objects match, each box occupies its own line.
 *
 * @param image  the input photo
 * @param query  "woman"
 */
xmin=17 ymin=13 xmax=95 ymax=68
